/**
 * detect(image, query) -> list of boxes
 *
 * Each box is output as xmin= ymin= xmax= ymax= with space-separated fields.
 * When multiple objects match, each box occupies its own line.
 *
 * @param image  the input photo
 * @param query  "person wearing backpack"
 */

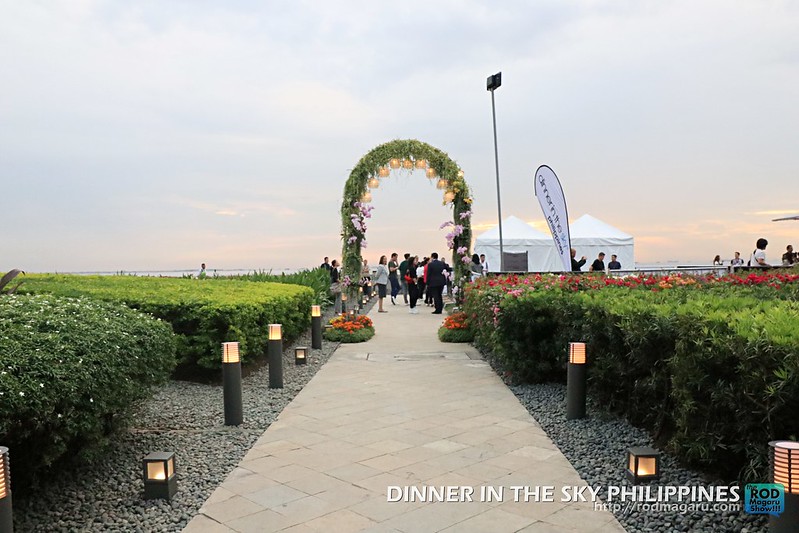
xmin=749 ymin=238 xmax=770 ymax=267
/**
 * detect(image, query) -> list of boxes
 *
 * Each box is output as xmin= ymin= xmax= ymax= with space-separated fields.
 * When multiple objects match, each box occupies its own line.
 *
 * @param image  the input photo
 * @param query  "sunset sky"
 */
xmin=3 ymin=1 xmax=798 ymax=273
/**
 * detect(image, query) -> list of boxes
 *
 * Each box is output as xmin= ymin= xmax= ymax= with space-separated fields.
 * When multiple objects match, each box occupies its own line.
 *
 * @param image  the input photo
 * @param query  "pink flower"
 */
xmin=439 ymin=221 xmax=454 ymax=229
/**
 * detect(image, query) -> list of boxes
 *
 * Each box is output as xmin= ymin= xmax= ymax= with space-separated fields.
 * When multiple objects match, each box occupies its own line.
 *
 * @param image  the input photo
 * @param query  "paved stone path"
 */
xmin=184 ymin=302 xmax=626 ymax=532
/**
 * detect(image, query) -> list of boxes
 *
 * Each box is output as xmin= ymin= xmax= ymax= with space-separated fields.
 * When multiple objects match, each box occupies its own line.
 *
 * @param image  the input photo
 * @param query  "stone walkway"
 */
xmin=183 ymin=301 xmax=626 ymax=532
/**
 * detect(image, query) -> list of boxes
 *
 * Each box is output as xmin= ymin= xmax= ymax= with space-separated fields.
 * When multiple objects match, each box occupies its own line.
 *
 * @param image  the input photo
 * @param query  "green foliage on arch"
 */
xmin=340 ymin=139 xmax=473 ymax=302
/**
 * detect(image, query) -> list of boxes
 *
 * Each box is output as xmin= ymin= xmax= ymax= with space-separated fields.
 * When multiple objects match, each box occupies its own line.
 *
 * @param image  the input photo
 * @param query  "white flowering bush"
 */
xmin=0 ymin=294 xmax=175 ymax=491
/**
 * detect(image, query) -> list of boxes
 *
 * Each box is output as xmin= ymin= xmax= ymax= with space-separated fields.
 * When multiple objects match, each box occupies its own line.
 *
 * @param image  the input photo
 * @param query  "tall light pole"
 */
xmin=487 ymin=71 xmax=504 ymax=272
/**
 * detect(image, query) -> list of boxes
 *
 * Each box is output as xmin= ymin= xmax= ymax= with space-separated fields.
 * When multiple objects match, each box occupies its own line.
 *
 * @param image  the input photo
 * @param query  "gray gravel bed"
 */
xmin=13 ymin=303 xmax=364 ymax=532
xmin=511 ymin=383 xmax=768 ymax=533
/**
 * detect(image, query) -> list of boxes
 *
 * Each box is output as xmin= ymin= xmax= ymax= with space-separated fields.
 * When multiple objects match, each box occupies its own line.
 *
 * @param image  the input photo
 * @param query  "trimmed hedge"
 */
xmin=464 ymin=274 xmax=799 ymax=481
xmin=227 ymin=268 xmax=332 ymax=308
xmin=0 ymin=294 xmax=175 ymax=491
xmin=19 ymin=275 xmax=314 ymax=371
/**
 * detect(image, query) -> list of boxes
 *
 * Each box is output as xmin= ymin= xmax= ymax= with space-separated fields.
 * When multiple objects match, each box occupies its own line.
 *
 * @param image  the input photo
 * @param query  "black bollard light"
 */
xmin=341 ymin=293 xmax=347 ymax=314
xmin=0 ymin=446 xmax=12 ymax=533
xmin=143 ymin=451 xmax=177 ymax=500
xmin=222 ymin=342 xmax=243 ymax=426
xmin=626 ymin=447 xmax=661 ymax=484
xmin=311 ymin=305 xmax=322 ymax=349
xmin=566 ymin=342 xmax=587 ymax=420
xmin=770 ymin=440 xmax=799 ymax=533
xmin=268 ymin=324 xmax=283 ymax=388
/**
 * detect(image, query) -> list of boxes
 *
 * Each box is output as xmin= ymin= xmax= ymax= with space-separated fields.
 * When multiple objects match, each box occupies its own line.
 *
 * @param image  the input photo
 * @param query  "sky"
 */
xmin=2 ymin=0 xmax=798 ymax=272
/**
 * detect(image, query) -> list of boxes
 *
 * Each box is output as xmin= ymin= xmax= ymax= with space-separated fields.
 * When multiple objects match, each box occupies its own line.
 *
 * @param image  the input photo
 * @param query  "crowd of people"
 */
xmin=321 ymin=252 xmax=469 ymax=315
xmin=709 ymin=239 xmax=796 ymax=268
xmin=569 ymin=249 xmax=622 ymax=272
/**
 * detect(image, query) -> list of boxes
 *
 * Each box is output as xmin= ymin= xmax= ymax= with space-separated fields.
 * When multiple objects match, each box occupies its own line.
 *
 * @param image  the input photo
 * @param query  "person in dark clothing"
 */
xmin=608 ymin=254 xmax=621 ymax=270
xmin=398 ymin=253 xmax=410 ymax=304
xmin=570 ymin=248 xmax=586 ymax=272
xmin=388 ymin=252 xmax=400 ymax=304
xmin=589 ymin=252 xmax=606 ymax=273
xmin=405 ymin=256 xmax=419 ymax=314
xmin=426 ymin=252 xmax=451 ymax=314
xmin=320 ymin=257 xmax=332 ymax=271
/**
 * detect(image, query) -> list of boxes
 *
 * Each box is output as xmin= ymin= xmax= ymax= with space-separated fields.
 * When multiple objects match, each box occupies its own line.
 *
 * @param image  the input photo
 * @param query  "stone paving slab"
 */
xmin=184 ymin=303 xmax=626 ymax=532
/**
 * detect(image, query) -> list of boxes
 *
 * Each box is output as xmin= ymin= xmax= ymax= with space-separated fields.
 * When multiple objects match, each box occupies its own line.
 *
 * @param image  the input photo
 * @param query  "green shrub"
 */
xmin=464 ymin=276 xmax=799 ymax=481
xmin=19 ymin=274 xmax=314 ymax=371
xmin=0 ymin=294 xmax=175 ymax=491
xmin=227 ymin=268 xmax=332 ymax=308
xmin=323 ymin=326 xmax=374 ymax=343
xmin=437 ymin=327 xmax=474 ymax=343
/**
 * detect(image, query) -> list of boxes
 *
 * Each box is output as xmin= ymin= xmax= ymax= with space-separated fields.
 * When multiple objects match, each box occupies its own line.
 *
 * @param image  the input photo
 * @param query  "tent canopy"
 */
xmin=474 ymin=214 xmax=635 ymax=272
xmin=570 ymin=214 xmax=634 ymax=271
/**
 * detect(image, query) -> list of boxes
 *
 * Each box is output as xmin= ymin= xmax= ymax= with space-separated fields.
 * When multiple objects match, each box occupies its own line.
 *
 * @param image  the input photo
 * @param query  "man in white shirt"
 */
xmin=479 ymin=254 xmax=489 ymax=274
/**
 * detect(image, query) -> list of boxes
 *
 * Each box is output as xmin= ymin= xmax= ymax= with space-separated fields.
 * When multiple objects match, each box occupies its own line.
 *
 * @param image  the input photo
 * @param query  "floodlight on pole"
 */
xmin=487 ymin=71 xmax=504 ymax=271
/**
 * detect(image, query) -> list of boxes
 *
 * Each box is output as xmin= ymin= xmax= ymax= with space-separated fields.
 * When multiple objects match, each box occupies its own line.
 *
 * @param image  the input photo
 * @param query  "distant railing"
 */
xmin=486 ymin=264 xmax=797 ymax=277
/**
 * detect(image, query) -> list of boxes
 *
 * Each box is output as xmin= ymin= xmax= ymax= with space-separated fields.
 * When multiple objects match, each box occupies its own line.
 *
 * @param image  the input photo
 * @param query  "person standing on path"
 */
xmin=405 ymin=256 xmax=419 ymax=314
xmin=388 ymin=252 xmax=400 ymax=305
xmin=374 ymin=255 xmax=389 ymax=313
xmin=361 ymin=258 xmax=372 ymax=298
xmin=426 ymin=252 xmax=451 ymax=314
xmin=330 ymin=259 xmax=342 ymax=313
xmin=398 ymin=253 xmax=410 ymax=304
xmin=416 ymin=257 xmax=428 ymax=307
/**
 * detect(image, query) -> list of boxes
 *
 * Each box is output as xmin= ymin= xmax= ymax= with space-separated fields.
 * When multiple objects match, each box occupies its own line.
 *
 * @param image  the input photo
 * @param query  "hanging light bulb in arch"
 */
xmin=402 ymin=159 xmax=413 ymax=170
xmin=389 ymin=158 xmax=401 ymax=169
xmin=426 ymin=168 xmax=437 ymax=179
xmin=378 ymin=167 xmax=390 ymax=178
xmin=361 ymin=191 xmax=372 ymax=203
xmin=415 ymin=159 xmax=427 ymax=169
xmin=367 ymin=177 xmax=380 ymax=189
xmin=436 ymin=178 xmax=448 ymax=190
xmin=443 ymin=191 xmax=455 ymax=203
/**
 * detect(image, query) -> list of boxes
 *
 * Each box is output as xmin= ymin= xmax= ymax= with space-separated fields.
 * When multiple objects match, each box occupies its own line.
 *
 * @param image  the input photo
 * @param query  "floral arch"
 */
xmin=340 ymin=139 xmax=473 ymax=302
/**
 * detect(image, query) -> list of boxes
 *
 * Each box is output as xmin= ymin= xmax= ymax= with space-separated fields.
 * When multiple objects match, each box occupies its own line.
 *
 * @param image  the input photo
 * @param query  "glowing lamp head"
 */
xmin=402 ymin=159 xmax=413 ymax=169
xmin=311 ymin=305 xmax=321 ymax=318
xmin=626 ymin=447 xmax=661 ymax=484
xmin=770 ymin=440 xmax=799 ymax=494
xmin=361 ymin=191 xmax=372 ymax=203
xmin=443 ymin=191 xmax=455 ymax=203
xmin=569 ymin=342 xmax=586 ymax=365
xmin=389 ymin=158 xmax=400 ymax=169
xmin=0 ymin=446 xmax=9 ymax=500
xmin=415 ymin=159 xmax=427 ymax=169
xmin=268 ymin=324 xmax=282 ymax=341
xmin=436 ymin=178 xmax=448 ymax=190
xmin=294 ymin=347 xmax=308 ymax=365
xmin=222 ymin=342 xmax=240 ymax=364
xmin=426 ymin=167 xmax=437 ymax=179
xmin=341 ymin=293 xmax=348 ymax=302
xmin=378 ymin=167 xmax=390 ymax=178
xmin=368 ymin=177 xmax=380 ymax=189
xmin=143 ymin=451 xmax=177 ymax=499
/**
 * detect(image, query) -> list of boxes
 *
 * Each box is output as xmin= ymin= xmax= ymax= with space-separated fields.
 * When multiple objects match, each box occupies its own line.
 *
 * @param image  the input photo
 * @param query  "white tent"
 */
xmin=474 ymin=214 xmax=635 ymax=272
xmin=570 ymin=214 xmax=635 ymax=271
xmin=474 ymin=216 xmax=556 ymax=272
